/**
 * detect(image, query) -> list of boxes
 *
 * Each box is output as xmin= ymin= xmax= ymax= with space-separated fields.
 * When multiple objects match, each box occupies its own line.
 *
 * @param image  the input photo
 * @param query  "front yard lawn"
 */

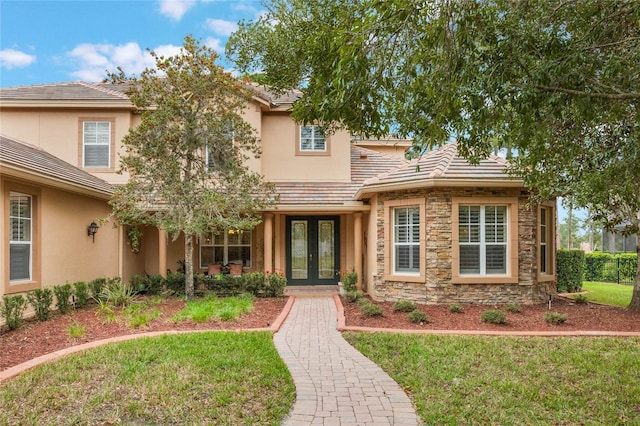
xmin=574 ymin=281 xmax=634 ymax=307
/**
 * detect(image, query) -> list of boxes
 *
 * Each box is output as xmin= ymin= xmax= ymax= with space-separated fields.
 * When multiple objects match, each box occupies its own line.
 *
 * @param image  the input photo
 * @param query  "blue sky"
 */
xmin=0 ymin=0 xmax=264 ymax=88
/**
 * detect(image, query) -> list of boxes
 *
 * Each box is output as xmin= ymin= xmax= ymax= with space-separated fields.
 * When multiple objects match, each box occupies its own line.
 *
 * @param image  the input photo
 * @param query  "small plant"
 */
xmin=1 ymin=294 xmax=28 ymax=330
xmin=73 ymin=281 xmax=90 ymax=308
xmin=574 ymin=294 xmax=589 ymax=304
xmin=127 ymin=308 xmax=161 ymax=328
xmin=146 ymin=274 xmax=165 ymax=295
xmin=408 ymin=309 xmax=429 ymax=324
xmin=100 ymin=277 xmax=137 ymax=307
xmin=393 ymin=300 xmax=417 ymax=313
xmin=544 ymin=311 xmax=568 ymax=324
xmin=67 ymin=321 xmax=85 ymax=339
xmin=165 ymin=272 xmax=186 ymax=296
xmin=359 ymin=299 xmax=383 ymax=317
xmin=481 ymin=309 xmax=506 ymax=324
xmin=129 ymin=274 xmax=148 ymax=293
xmin=345 ymin=290 xmax=363 ymax=303
xmin=266 ymin=271 xmax=287 ymax=297
xmin=89 ymin=277 xmax=107 ymax=301
xmin=95 ymin=299 xmax=118 ymax=324
xmin=505 ymin=303 xmax=521 ymax=313
xmin=341 ymin=270 xmax=358 ymax=293
xmin=449 ymin=304 xmax=463 ymax=313
xmin=53 ymin=283 xmax=74 ymax=314
xmin=27 ymin=288 xmax=54 ymax=321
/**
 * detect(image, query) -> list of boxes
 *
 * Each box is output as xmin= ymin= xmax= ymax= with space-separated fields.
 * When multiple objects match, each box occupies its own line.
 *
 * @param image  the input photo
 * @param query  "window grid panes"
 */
xmin=200 ymin=230 xmax=251 ymax=269
xmin=9 ymin=192 xmax=32 ymax=281
xmin=83 ymin=121 xmax=110 ymax=168
xmin=459 ymin=205 xmax=507 ymax=275
xmin=393 ymin=207 xmax=420 ymax=273
xmin=540 ymin=207 xmax=548 ymax=274
xmin=300 ymin=125 xmax=326 ymax=151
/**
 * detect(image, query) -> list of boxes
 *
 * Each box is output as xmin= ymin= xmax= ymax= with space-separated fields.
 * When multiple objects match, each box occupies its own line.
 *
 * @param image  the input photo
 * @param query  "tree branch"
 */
xmin=534 ymin=84 xmax=640 ymax=100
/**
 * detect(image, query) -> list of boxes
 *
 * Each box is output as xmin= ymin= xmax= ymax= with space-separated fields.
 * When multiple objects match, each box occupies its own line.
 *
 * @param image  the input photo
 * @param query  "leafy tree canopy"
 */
xmin=228 ymin=0 xmax=640 ymax=307
xmin=108 ymin=36 xmax=275 ymax=299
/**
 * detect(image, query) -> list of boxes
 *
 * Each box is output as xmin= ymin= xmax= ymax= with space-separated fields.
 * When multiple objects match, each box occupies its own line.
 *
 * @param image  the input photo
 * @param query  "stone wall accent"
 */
xmin=372 ymin=187 xmax=556 ymax=305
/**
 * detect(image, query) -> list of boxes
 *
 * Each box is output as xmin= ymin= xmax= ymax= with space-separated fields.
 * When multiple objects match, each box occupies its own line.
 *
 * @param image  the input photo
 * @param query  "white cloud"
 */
xmin=0 ymin=48 xmax=36 ymax=69
xmin=159 ymin=0 xmax=196 ymax=21
xmin=205 ymin=18 xmax=238 ymax=36
xmin=66 ymin=42 xmax=182 ymax=82
xmin=204 ymin=37 xmax=225 ymax=54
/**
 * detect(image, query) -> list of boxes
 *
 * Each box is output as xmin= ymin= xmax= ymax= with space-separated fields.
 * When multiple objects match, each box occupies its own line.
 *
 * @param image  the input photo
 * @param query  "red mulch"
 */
xmin=2 ymin=295 xmax=640 ymax=372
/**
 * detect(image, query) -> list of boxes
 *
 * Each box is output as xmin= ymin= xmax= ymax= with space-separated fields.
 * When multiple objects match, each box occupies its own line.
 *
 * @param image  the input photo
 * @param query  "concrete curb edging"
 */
xmin=0 ymin=295 xmax=297 ymax=383
xmin=333 ymin=295 xmax=640 ymax=337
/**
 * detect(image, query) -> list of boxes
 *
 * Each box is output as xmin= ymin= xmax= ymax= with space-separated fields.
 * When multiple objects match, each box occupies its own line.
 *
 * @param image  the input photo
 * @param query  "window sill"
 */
xmin=384 ymin=273 xmax=424 ymax=283
xmin=537 ymin=274 xmax=556 ymax=283
xmin=452 ymin=275 xmax=519 ymax=284
xmin=6 ymin=280 xmax=40 ymax=294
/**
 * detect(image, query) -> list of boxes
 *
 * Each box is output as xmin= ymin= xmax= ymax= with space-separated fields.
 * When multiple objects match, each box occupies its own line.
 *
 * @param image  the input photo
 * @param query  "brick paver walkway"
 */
xmin=274 ymin=296 xmax=421 ymax=425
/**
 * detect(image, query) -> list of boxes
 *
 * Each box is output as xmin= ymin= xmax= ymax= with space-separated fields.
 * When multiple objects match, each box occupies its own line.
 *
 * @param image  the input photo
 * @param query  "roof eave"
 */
xmin=0 ymin=99 xmax=134 ymax=109
xmin=355 ymin=178 xmax=525 ymax=199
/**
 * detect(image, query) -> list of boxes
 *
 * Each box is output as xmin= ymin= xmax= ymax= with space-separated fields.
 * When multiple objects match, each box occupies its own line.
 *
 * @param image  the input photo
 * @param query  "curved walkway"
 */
xmin=274 ymin=296 xmax=421 ymax=425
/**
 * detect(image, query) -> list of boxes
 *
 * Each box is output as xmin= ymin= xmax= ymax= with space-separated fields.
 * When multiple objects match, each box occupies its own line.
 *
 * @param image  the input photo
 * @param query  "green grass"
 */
xmin=344 ymin=333 xmax=640 ymax=425
xmin=1 ymin=332 xmax=295 ymax=425
xmin=172 ymin=294 xmax=254 ymax=323
xmin=570 ymin=282 xmax=634 ymax=307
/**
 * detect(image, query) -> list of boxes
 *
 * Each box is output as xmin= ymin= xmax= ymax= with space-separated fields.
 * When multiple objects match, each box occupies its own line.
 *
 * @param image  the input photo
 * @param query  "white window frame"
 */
xmin=83 ymin=121 xmax=111 ymax=168
xmin=393 ymin=206 xmax=421 ymax=274
xmin=200 ymin=230 xmax=252 ymax=269
xmin=9 ymin=192 xmax=32 ymax=282
xmin=299 ymin=125 xmax=326 ymax=152
xmin=458 ymin=205 xmax=508 ymax=276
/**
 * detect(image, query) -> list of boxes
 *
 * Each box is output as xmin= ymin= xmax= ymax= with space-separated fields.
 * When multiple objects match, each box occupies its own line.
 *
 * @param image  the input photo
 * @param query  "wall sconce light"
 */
xmin=87 ymin=221 xmax=99 ymax=243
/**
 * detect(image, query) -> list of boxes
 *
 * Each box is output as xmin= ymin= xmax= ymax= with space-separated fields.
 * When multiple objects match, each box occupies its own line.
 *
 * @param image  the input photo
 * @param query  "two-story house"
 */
xmin=1 ymin=81 xmax=557 ymax=306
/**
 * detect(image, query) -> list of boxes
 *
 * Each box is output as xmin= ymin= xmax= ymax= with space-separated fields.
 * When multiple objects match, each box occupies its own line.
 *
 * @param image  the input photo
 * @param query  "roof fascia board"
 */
xmin=0 ymin=100 xmax=133 ymax=109
xmin=355 ymin=178 xmax=525 ymax=199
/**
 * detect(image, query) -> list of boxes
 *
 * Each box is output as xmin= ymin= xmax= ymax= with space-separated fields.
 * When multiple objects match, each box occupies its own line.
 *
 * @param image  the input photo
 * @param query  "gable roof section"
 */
xmin=356 ymin=142 xmax=522 ymax=199
xmin=0 ymin=135 xmax=113 ymax=199
xmin=273 ymin=145 xmax=407 ymax=210
xmin=0 ymin=82 xmax=132 ymax=108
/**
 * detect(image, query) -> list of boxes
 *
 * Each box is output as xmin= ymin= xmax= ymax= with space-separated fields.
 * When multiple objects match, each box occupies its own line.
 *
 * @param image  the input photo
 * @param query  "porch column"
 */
xmin=158 ymin=228 xmax=167 ymax=278
xmin=263 ymin=212 xmax=274 ymax=273
xmin=354 ymin=212 xmax=363 ymax=290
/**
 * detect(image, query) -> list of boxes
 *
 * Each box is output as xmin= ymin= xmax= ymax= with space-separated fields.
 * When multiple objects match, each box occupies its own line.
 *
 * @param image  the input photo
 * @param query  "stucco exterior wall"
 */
xmin=371 ymin=187 xmax=556 ymax=305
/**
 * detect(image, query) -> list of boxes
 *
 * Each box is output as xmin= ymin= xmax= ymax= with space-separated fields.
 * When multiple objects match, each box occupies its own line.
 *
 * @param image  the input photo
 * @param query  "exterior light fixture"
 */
xmin=87 ymin=221 xmax=99 ymax=242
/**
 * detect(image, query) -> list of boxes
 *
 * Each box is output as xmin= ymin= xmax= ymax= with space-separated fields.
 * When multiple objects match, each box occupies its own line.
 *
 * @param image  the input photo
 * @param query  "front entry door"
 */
xmin=286 ymin=216 xmax=340 ymax=285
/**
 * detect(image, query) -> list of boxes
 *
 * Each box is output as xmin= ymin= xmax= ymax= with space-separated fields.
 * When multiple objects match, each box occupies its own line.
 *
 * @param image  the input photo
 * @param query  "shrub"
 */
xmin=146 ymin=274 xmax=165 ymax=295
xmin=165 ymin=272 xmax=186 ymax=296
xmin=341 ymin=270 xmax=358 ymax=293
xmin=408 ymin=309 xmax=429 ymax=324
xmin=449 ymin=304 xmax=463 ymax=313
xmin=345 ymin=291 xmax=363 ymax=303
xmin=89 ymin=277 xmax=107 ymax=301
xmin=481 ymin=309 xmax=506 ymax=324
xmin=1 ymin=295 xmax=28 ymax=330
xmin=27 ymin=288 xmax=54 ymax=321
xmin=73 ymin=281 xmax=90 ymax=308
xmin=129 ymin=274 xmax=148 ymax=293
xmin=53 ymin=283 xmax=73 ymax=314
xmin=266 ymin=271 xmax=287 ymax=297
xmin=393 ymin=300 xmax=417 ymax=312
xmin=556 ymin=249 xmax=584 ymax=293
xmin=360 ymin=302 xmax=384 ymax=317
xmin=100 ymin=277 xmax=137 ymax=307
xmin=244 ymin=272 xmax=267 ymax=296
xmin=505 ymin=303 xmax=521 ymax=313
xmin=544 ymin=311 xmax=568 ymax=324
xmin=574 ymin=294 xmax=589 ymax=304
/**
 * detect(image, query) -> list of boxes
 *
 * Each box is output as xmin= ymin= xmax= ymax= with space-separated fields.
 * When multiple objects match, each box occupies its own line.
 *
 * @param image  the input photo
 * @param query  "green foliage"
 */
xmin=449 ymin=304 xmax=463 ymax=313
xmin=408 ymin=309 xmax=429 ymax=324
xmin=165 ymin=272 xmax=186 ymax=296
xmin=53 ymin=283 xmax=73 ymax=314
xmin=73 ymin=281 xmax=90 ymax=308
xmin=126 ymin=305 xmax=161 ymax=328
xmin=89 ymin=278 xmax=107 ymax=301
xmin=556 ymin=249 xmax=585 ymax=293
xmin=145 ymin=274 xmax=165 ymax=295
xmin=358 ymin=299 xmax=383 ymax=317
xmin=95 ymin=300 xmax=117 ymax=324
xmin=584 ymin=252 xmax=637 ymax=283
xmin=27 ymin=288 xmax=54 ymax=321
xmin=128 ymin=274 xmax=148 ymax=293
xmin=481 ymin=310 xmax=506 ymax=325
xmin=579 ymin=281 xmax=633 ymax=307
xmin=1 ymin=295 xmax=27 ymax=330
xmin=544 ymin=312 xmax=568 ymax=325
xmin=393 ymin=300 xmax=417 ymax=313
xmin=173 ymin=294 xmax=254 ymax=323
xmin=574 ymin=294 xmax=589 ymax=304
xmin=198 ymin=271 xmax=286 ymax=298
xmin=341 ymin=270 xmax=358 ymax=293
xmin=106 ymin=36 xmax=276 ymax=300
xmin=67 ymin=321 xmax=85 ymax=339
xmin=504 ymin=303 xmax=521 ymax=313
xmin=100 ymin=277 xmax=137 ymax=308
xmin=345 ymin=290 xmax=363 ymax=304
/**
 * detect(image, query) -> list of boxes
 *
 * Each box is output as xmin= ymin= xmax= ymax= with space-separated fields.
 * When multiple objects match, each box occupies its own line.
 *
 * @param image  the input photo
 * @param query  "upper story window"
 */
xmin=83 ymin=121 xmax=111 ymax=168
xmin=393 ymin=206 xmax=420 ymax=274
xmin=458 ymin=205 xmax=508 ymax=275
xmin=206 ymin=124 xmax=235 ymax=172
xmin=9 ymin=192 xmax=32 ymax=281
xmin=299 ymin=125 xmax=326 ymax=152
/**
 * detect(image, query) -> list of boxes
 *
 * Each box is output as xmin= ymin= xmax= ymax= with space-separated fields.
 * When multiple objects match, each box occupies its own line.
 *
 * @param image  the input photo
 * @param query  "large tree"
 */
xmin=109 ymin=36 xmax=274 ymax=300
xmin=227 ymin=0 xmax=640 ymax=309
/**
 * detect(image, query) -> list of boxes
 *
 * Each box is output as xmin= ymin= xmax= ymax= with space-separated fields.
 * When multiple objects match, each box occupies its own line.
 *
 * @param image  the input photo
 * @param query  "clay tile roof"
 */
xmin=0 ymin=135 xmax=113 ymax=196
xmin=246 ymin=83 xmax=302 ymax=106
xmin=0 ymin=81 xmax=130 ymax=101
xmin=361 ymin=142 xmax=517 ymax=189
xmin=274 ymin=145 xmax=407 ymax=205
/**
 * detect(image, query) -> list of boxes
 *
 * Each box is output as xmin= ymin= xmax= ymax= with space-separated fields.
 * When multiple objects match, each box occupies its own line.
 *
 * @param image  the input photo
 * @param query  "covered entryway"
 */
xmin=286 ymin=216 xmax=340 ymax=285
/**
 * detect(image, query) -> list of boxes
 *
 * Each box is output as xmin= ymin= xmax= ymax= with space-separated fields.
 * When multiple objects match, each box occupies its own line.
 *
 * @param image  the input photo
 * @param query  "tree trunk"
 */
xmin=184 ymin=233 xmax=195 ymax=301
xmin=629 ymin=236 xmax=640 ymax=311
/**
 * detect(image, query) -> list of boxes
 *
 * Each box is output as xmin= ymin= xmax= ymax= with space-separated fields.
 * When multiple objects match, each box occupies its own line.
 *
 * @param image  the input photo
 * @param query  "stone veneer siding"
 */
xmin=372 ymin=187 xmax=556 ymax=305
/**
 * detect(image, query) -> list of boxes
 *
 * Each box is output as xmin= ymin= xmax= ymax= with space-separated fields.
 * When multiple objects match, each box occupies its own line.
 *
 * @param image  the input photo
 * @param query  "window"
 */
xmin=83 ymin=121 xmax=111 ymax=168
xmin=393 ymin=207 xmax=420 ymax=273
xmin=200 ymin=230 xmax=251 ymax=269
xmin=206 ymin=123 xmax=235 ymax=171
xmin=9 ymin=192 xmax=32 ymax=281
xmin=538 ymin=203 xmax=556 ymax=281
xmin=458 ymin=205 xmax=508 ymax=275
xmin=540 ymin=207 xmax=548 ymax=274
xmin=299 ymin=125 xmax=326 ymax=152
